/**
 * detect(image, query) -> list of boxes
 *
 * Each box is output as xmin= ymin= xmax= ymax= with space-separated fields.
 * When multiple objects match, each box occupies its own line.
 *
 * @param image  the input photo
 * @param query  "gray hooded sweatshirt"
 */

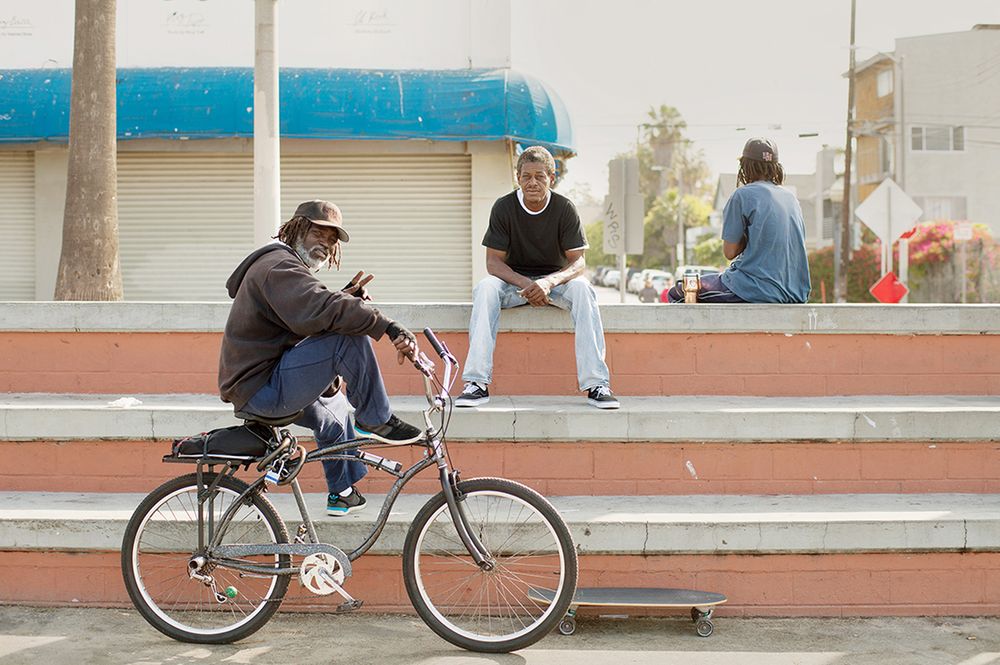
xmin=218 ymin=243 xmax=391 ymax=410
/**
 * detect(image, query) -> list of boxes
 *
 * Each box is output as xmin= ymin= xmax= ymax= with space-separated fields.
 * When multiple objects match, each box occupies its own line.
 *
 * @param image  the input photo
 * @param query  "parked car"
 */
xmin=603 ymin=269 xmax=621 ymax=289
xmin=650 ymin=274 xmax=673 ymax=300
xmin=673 ymin=265 xmax=721 ymax=280
xmin=591 ymin=266 xmax=611 ymax=286
xmin=627 ymin=268 xmax=671 ymax=294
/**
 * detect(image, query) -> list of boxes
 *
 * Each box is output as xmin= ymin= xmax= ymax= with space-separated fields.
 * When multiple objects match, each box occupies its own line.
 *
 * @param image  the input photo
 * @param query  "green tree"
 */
xmin=639 ymin=190 xmax=713 ymax=269
xmin=693 ymin=236 xmax=726 ymax=268
xmin=594 ymin=105 xmax=714 ymax=271
xmin=584 ymin=220 xmax=611 ymax=268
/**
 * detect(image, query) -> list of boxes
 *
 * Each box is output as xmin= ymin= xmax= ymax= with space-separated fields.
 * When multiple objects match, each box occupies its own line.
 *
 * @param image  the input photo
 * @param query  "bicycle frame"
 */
xmin=187 ymin=330 xmax=493 ymax=577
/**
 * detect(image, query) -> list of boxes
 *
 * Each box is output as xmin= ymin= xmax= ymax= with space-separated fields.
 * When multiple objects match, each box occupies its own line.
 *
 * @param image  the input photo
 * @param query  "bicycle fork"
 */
xmin=433 ymin=443 xmax=494 ymax=570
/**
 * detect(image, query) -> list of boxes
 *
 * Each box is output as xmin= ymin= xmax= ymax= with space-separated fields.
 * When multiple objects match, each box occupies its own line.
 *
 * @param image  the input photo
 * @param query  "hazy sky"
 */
xmin=509 ymin=0 xmax=1000 ymax=199
xmin=3 ymin=0 xmax=997 ymax=200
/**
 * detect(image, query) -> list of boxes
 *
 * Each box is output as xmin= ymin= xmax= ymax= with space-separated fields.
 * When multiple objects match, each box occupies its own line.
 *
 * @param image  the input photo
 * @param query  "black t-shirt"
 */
xmin=481 ymin=191 xmax=588 ymax=278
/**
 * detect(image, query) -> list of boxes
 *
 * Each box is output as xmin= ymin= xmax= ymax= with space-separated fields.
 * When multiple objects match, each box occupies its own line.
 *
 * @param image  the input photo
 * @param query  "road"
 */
xmin=593 ymin=283 xmax=642 ymax=304
xmin=1 ymin=606 xmax=997 ymax=665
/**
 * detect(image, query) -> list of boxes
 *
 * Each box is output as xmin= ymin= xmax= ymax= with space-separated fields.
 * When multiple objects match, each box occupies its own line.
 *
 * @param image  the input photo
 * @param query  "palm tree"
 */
xmin=54 ymin=0 xmax=123 ymax=300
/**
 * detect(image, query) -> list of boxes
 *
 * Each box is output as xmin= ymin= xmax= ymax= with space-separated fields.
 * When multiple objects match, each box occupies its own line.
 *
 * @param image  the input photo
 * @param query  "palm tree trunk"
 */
xmin=54 ymin=0 xmax=122 ymax=301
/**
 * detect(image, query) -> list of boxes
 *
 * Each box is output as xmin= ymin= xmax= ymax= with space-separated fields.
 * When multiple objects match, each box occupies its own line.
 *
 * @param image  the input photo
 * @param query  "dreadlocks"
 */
xmin=275 ymin=216 xmax=342 ymax=270
xmin=737 ymin=157 xmax=784 ymax=187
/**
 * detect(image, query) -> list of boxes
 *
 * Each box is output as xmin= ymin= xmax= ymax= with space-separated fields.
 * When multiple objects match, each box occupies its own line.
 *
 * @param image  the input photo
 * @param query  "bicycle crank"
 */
xmin=299 ymin=552 xmax=346 ymax=596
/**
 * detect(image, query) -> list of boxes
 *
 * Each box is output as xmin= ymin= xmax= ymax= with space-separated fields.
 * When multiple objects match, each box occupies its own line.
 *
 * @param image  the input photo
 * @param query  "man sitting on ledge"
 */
xmin=456 ymin=146 xmax=619 ymax=410
xmin=667 ymin=138 xmax=811 ymax=304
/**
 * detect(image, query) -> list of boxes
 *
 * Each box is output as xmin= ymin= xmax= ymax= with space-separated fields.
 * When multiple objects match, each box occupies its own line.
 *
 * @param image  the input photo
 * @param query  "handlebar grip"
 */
xmin=423 ymin=328 xmax=446 ymax=358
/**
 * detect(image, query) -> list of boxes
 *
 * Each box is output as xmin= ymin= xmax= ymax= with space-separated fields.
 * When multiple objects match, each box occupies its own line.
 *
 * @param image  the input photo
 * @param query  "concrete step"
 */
xmin=3 ymin=393 xmax=998 ymax=442
xmin=5 ymin=302 xmax=1000 ymax=396
xmin=3 ymin=491 xmax=999 ymax=616
xmin=3 ymin=394 xmax=998 ymax=495
xmin=4 ymin=491 xmax=998 ymax=555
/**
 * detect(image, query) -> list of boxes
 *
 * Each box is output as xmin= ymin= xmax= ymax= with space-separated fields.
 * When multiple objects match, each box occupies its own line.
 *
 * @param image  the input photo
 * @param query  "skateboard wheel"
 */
xmin=691 ymin=607 xmax=714 ymax=622
xmin=558 ymin=617 xmax=577 ymax=636
xmin=695 ymin=618 xmax=714 ymax=637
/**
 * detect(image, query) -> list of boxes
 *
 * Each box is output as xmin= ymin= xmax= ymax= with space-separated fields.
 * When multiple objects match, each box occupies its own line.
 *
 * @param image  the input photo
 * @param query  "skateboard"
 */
xmin=528 ymin=587 xmax=727 ymax=637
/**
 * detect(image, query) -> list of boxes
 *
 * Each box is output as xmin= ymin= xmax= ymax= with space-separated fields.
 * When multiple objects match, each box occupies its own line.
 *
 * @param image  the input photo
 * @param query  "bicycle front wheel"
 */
xmin=403 ymin=477 xmax=578 ymax=653
xmin=121 ymin=473 xmax=290 ymax=644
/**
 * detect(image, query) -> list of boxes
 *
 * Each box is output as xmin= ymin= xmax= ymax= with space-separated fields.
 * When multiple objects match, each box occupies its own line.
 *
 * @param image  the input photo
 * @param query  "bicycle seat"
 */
xmin=233 ymin=409 xmax=303 ymax=427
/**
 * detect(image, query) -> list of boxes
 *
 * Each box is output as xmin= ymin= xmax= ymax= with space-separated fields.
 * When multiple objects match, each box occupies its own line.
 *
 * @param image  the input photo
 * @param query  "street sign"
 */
xmin=955 ymin=221 xmax=973 ymax=241
xmin=604 ymin=157 xmax=644 ymax=255
xmin=869 ymin=271 xmax=909 ymax=304
xmin=854 ymin=178 xmax=923 ymax=243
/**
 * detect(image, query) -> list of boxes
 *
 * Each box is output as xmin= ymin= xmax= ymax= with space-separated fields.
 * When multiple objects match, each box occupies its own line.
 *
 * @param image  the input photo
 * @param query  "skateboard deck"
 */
xmin=528 ymin=587 xmax=726 ymax=637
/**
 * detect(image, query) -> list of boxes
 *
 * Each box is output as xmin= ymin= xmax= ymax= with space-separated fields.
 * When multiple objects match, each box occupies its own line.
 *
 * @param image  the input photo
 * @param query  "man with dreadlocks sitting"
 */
xmin=667 ymin=138 xmax=811 ymax=303
xmin=219 ymin=200 xmax=423 ymax=516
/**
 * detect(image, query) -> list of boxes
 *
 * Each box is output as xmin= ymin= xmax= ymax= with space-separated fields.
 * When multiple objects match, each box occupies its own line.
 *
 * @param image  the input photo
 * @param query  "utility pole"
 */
xmin=895 ymin=55 xmax=909 ymax=301
xmin=836 ymin=0 xmax=857 ymax=303
xmin=254 ymin=0 xmax=281 ymax=247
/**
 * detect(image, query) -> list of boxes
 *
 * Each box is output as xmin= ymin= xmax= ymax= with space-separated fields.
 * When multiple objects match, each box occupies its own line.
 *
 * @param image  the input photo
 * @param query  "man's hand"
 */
xmin=342 ymin=270 xmax=374 ymax=301
xmin=386 ymin=322 xmax=419 ymax=365
xmin=519 ymin=278 xmax=552 ymax=306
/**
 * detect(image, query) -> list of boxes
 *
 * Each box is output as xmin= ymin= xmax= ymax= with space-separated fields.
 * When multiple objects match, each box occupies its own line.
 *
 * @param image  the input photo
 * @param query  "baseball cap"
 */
xmin=292 ymin=200 xmax=350 ymax=242
xmin=741 ymin=138 xmax=779 ymax=163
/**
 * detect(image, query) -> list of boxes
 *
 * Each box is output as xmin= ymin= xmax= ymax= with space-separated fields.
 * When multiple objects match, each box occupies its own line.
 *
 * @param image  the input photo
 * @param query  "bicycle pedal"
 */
xmin=336 ymin=599 xmax=364 ymax=613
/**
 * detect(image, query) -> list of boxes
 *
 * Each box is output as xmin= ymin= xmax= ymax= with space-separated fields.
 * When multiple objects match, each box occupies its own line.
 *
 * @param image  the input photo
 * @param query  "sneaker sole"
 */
xmin=455 ymin=396 xmax=490 ymax=407
xmin=327 ymin=503 xmax=367 ymax=516
xmin=587 ymin=398 xmax=620 ymax=409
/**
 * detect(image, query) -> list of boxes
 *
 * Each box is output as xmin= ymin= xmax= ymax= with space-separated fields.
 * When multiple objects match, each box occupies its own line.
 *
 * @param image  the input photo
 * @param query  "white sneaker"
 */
xmin=455 ymin=382 xmax=490 ymax=407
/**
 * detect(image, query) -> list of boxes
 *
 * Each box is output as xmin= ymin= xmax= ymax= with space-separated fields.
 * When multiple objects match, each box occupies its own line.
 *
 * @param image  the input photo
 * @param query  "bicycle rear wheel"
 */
xmin=403 ymin=477 xmax=577 ymax=653
xmin=121 ymin=473 xmax=290 ymax=644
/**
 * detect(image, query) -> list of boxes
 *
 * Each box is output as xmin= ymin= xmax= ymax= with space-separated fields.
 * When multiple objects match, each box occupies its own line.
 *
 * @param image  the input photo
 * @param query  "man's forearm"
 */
xmin=487 ymin=259 xmax=536 ymax=289
xmin=542 ymin=256 xmax=586 ymax=287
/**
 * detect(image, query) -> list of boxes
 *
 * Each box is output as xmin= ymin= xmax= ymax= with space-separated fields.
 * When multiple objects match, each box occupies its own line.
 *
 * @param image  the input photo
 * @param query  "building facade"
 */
xmin=853 ymin=25 xmax=1000 ymax=231
xmin=0 ymin=1 xmax=575 ymax=301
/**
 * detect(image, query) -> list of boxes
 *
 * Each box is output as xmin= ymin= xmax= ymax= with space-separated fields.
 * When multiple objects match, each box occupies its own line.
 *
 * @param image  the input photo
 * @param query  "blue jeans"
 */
xmin=667 ymin=272 xmax=747 ymax=303
xmin=245 ymin=333 xmax=392 ymax=495
xmin=463 ymin=275 xmax=611 ymax=391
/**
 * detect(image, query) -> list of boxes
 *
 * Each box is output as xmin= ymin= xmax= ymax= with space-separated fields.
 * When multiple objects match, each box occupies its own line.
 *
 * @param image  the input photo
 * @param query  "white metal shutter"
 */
xmin=117 ymin=153 xmax=253 ymax=300
xmin=0 ymin=152 xmax=35 ymax=300
xmin=117 ymin=152 xmax=471 ymax=301
xmin=281 ymin=154 xmax=472 ymax=302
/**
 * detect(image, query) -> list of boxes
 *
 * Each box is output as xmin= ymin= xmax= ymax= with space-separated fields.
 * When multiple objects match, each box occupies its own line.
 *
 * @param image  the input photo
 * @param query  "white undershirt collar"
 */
xmin=517 ymin=189 xmax=551 ymax=215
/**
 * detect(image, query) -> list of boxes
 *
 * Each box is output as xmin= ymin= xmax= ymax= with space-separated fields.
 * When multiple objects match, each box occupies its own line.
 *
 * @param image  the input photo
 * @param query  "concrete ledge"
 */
xmin=1 ymin=393 xmax=998 ymax=442
xmin=2 ymin=491 xmax=996 ymax=555
xmin=3 ymin=301 xmax=999 ymax=334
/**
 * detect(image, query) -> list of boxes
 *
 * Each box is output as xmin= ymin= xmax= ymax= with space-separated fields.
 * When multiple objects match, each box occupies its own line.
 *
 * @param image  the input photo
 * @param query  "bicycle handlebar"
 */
xmin=423 ymin=328 xmax=446 ymax=358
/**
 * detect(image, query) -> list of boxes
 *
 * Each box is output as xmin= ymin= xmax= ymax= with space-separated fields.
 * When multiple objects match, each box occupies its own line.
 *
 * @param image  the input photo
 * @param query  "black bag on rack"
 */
xmin=172 ymin=422 xmax=273 ymax=458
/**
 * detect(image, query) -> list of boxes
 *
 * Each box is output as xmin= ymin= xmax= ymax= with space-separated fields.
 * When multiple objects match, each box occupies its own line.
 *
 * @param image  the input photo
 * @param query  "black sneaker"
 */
xmin=587 ymin=385 xmax=620 ymax=409
xmin=327 ymin=488 xmax=367 ymax=516
xmin=455 ymin=382 xmax=490 ymax=407
xmin=355 ymin=414 xmax=423 ymax=444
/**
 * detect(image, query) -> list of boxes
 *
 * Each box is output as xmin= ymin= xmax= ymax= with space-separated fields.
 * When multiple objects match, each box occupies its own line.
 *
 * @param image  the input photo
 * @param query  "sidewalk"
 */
xmin=0 ymin=606 xmax=996 ymax=664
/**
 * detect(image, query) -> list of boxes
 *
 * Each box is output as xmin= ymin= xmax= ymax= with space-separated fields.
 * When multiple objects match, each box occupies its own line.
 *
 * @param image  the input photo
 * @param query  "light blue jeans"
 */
xmin=463 ymin=275 xmax=611 ymax=392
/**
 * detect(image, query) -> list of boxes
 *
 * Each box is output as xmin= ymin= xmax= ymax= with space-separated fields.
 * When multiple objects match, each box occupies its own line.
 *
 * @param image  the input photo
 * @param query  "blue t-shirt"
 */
xmin=720 ymin=181 xmax=811 ymax=303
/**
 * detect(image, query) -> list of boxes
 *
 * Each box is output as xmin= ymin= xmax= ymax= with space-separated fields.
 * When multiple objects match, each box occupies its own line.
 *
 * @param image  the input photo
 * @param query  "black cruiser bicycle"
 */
xmin=120 ymin=328 xmax=577 ymax=653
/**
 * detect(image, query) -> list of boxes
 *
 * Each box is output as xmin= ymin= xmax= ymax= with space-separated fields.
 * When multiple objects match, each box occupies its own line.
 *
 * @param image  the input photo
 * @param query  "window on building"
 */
xmin=914 ymin=196 xmax=968 ymax=221
xmin=911 ymin=126 xmax=965 ymax=152
xmin=879 ymin=136 xmax=894 ymax=177
xmin=876 ymin=68 xmax=893 ymax=97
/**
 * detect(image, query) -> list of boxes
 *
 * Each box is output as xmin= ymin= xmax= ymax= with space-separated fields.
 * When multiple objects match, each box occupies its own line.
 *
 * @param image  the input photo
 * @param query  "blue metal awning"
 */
xmin=0 ymin=67 xmax=574 ymax=157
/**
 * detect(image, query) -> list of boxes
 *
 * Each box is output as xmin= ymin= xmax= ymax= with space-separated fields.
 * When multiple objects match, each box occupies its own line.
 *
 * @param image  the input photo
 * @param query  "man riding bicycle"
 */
xmin=218 ymin=200 xmax=423 ymax=516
